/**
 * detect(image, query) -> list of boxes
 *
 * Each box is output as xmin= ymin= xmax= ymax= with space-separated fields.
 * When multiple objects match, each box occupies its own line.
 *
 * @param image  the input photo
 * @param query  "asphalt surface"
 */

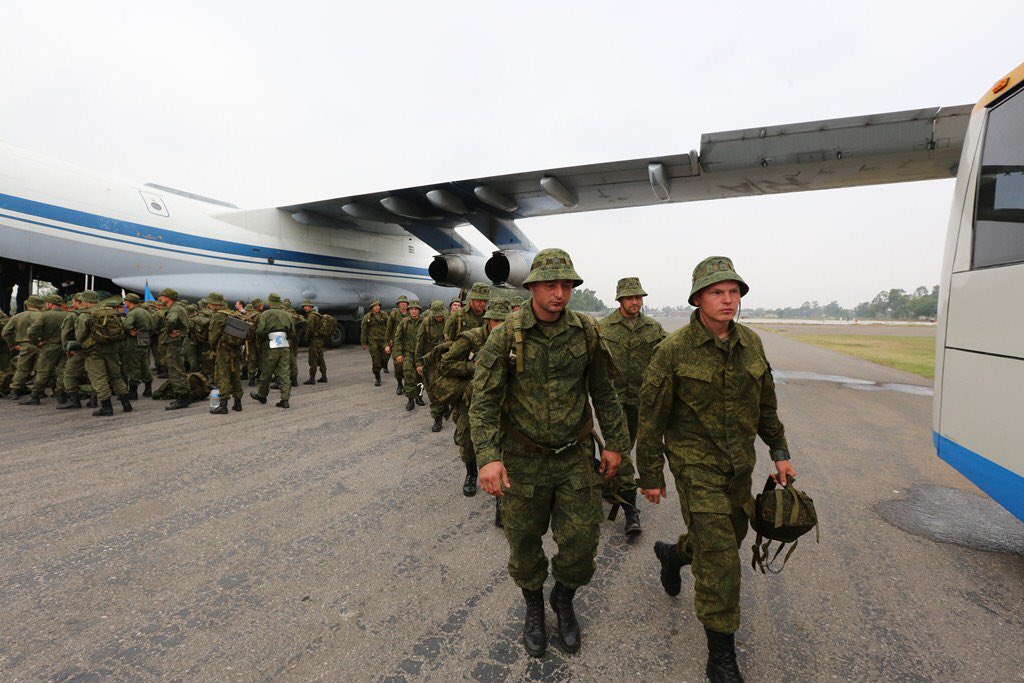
xmin=1 ymin=325 xmax=1022 ymax=682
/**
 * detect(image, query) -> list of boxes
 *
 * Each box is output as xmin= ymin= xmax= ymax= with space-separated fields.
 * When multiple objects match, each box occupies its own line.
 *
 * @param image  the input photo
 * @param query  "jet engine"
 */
xmin=428 ymin=253 xmax=490 ymax=289
xmin=484 ymin=249 xmax=538 ymax=288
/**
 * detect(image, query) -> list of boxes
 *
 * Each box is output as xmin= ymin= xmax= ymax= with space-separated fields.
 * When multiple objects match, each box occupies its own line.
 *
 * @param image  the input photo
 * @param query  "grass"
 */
xmin=777 ymin=333 xmax=936 ymax=379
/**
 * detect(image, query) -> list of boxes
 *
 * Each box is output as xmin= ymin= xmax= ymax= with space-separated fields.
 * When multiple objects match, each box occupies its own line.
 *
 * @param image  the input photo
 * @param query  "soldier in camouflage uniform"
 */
xmin=360 ymin=299 xmax=389 ymax=386
xmin=416 ymin=300 xmax=449 ymax=432
xmin=159 ymin=288 xmax=192 ymax=410
xmin=244 ymin=298 xmax=263 ymax=385
xmin=281 ymin=299 xmax=303 ymax=388
xmin=56 ymin=294 xmax=90 ymax=409
xmin=75 ymin=290 xmax=132 ymax=416
xmin=122 ymin=293 xmax=154 ymax=399
xmin=392 ymin=300 xmax=423 ymax=411
xmin=20 ymin=294 xmax=69 ymax=405
xmin=250 ymin=292 xmax=295 ymax=409
xmin=444 ymin=281 xmax=489 ymax=342
xmin=384 ymin=295 xmax=410 ymax=395
xmin=599 ymin=277 xmax=667 ymax=538
xmin=0 ymin=308 xmax=10 ymax=394
xmin=637 ymin=257 xmax=795 ymax=683
xmin=207 ymin=292 xmax=245 ymax=414
xmin=301 ymin=300 xmax=329 ymax=384
xmin=470 ymin=248 xmax=629 ymax=658
xmin=2 ymin=294 xmax=44 ymax=398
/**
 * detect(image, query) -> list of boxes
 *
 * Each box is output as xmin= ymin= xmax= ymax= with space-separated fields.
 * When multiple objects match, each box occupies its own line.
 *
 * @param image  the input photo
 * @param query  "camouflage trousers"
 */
xmin=307 ymin=338 xmax=326 ymax=375
xmin=214 ymin=345 xmax=243 ymax=399
xmin=500 ymin=444 xmax=603 ymax=591
xmin=669 ymin=459 xmax=753 ymax=634
xmin=63 ymin=352 xmax=89 ymax=394
xmin=402 ymin=359 xmax=421 ymax=400
xmin=30 ymin=343 xmax=63 ymax=398
xmin=289 ymin=344 xmax=298 ymax=382
xmin=258 ymin=347 xmax=291 ymax=400
xmin=9 ymin=345 xmax=38 ymax=390
xmin=605 ymin=404 xmax=638 ymax=495
xmin=184 ymin=340 xmax=199 ymax=373
xmin=246 ymin=342 xmax=260 ymax=376
xmin=84 ymin=347 xmax=128 ymax=401
xmin=452 ymin=401 xmax=474 ymax=466
xmin=367 ymin=341 xmax=386 ymax=373
xmin=125 ymin=342 xmax=153 ymax=385
xmin=0 ymin=343 xmax=10 ymax=373
xmin=165 ymin=342 xmax=189 ymax=399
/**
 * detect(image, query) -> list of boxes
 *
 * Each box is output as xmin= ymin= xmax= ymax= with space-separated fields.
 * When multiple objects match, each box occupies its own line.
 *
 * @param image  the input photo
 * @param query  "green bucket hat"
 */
xmin=123 ymin=293 xmax=142 ymax=303
xmin=468 ymin=282 xmax=491 ymax=301
xmin=615 ymin=276 xmax=647 ymax=300
xmin=44 ymin=293 xmax=64 ymax=305
xmin=267 ymin=293 xmax=282 ymax=304
xmin=24 ymin=294 xmax=45 ymax=308
xmin=521 ymin=248 xmax=583 ymax=288
xmin=206 ymin=292 xmax=227 ymax=306
xmin=249 ymin=297 xmax=263 ymax=308
xmin=159 ymin=287 xmax=179 ymax=299
xmin=301 ymin=299 xmax=315 ymax=307
xmin=370 ymin=299 xmax=381 ymax=308
xmin=428 ymin=300 xmax=446 ymax=316
xmin=688 ymin=256 xmax=749 ymax=306
xmin=396 ymin=295 xmax=408 ymax=304
xmin=510 ymin=295 xmax=524 ymax=307
xmin=483 ymin=299 xmax=511 ymax=321
xmin=79 ymin=290 xmax=100 ymax=304
xmin=408 ymin=299 xmax=422 ymax=311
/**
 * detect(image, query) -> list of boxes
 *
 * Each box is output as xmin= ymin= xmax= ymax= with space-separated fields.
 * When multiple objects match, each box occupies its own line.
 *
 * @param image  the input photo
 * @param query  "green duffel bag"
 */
xmin=748 ymin=476 xmax=819 ymax=574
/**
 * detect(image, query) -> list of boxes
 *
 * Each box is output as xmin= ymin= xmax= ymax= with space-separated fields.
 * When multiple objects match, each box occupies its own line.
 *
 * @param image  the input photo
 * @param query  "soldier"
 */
xmin=301 ymin=300 xmax=329 ymax=384
xmin=207 ymin=292 xmax=244 ymax=414
xmin=360 ymin=299 xmax=388 ymax=386
xmin=444 ymin=282 xmax=489 ymax=341
xmin=183 ymin=300 xmax=202 ymax=373
xmin=56 ymin=294 xmax=89 ymax=409
xmin=0 ymin=308 xmax=10 ymax=394
xmin=439 ymin=298 xmax=510 ymax=500
xmin=249 ymin=292 xmax=295 ymax=409
xmin=159 ymin=288 xmax=192 ymax=410
xmin=384 ymin=295 xmax=411 ymax=395
xmin=2 ymin=294 xmax=44 ymax=398
xmin=122 ymin=293 xmax=154 ymax=399
xmin=416 ymin=300 xmax=449 ymax=432
xmin=448 ymin=297 xmax=462 ymax=315
xmin=391 ymin=300 xmax=423 ymax=411
xmin=599 ymin=277 xmax=667 ymax=538
xmin=19 ymin=294 xmax=69 ymax=405
xmin=470 ymin=248 xmax=629 ymax=658
xmin=637 ymin=257 xmax=795 ymax=683
xmin=75 ymin=290 xmax=132 ymax=416
xmin=244 ymin=298 xmax=263 ymax=385
xmin=283 ymin=298 xmax=303 ymax=388
xmin=144 ymin=298 xmax=165 ymax=378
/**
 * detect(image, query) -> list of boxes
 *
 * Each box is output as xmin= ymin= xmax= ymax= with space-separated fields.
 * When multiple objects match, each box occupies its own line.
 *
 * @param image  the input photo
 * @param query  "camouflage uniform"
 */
xmin=415 ymin=301 xmax=449 ymax=421
xmin=243 ymin=299 xmax=263 ymax=383
xmin=444 ymin=281 xmax=489 ymax=342
xmin=0 ymin=310 xmax=10 ymax=393
xmin=302 ymin=301 xmax=328 ymax=382
xmin=207 ymin=293 xmax=245 ymax=407
xmin=58 ymin=296 xmax=90 ymax=405
xmin=75 ymin=296 xmax=129 ymax=404
xmin=25 ymin=295 xmax=69 ymax=401
xmin=385 ymin=296 xmax=410 ymax=392
xmin=123 ymin=295 xmax=154 ymax=393
xmin=282 ymin=299 xmax=303 ymax=386
xmin=2 ymin=296 xmax=44 ymax=396
xmin=392 ymin=302 xmax=423 ymax=403
xmin=160 ymin=290 xmax=191 ymax=400
xmin=253 ymin=294 xmax=295 ymax=403
xmin=360 ymin=302 xmax=389 ymax=376
xmin=637 ymin=257 xmax=789 ymax=636
xmin=469 ymin=250 xmax=629 ymax=593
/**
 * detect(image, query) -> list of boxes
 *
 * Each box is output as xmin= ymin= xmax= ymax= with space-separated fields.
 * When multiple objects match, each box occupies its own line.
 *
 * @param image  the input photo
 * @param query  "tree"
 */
xmin=571 ymin=288 xmax=607 ymax=312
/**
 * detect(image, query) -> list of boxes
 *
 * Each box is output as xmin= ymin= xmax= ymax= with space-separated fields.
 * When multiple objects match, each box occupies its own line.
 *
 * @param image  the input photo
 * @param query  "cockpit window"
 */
xmin=974 ymin=86 xmax=1024 ymax=269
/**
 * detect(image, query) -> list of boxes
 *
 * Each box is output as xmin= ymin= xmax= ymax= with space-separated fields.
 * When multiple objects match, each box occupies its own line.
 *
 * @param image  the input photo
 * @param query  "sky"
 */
xmin=1 ymin=1 xmax=1020 ymax=308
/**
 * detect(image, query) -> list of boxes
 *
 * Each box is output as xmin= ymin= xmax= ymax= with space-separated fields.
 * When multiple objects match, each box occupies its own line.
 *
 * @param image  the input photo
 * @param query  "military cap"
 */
xmin=428 ymin=300 xmax=445 ymax=316
xmin=521 ymin=248 xmax=583 ymax=288
xmin=24 ymin=294 xmax=44 ymax=307
xmin=283 ymin=298 xmax=292 ymax=306
xmin=450 ymin=296 xmax=462 ymax=305
xmin=79 ymin=290 xmax=100 ymax=304
xmin=197 ymin=298 xmax=208 ymax=307
xmin=396 ymin=295 xmax=409 ymax=304
xmin=267 ymin=293 xmax=282 ymax=304
xmin=370 ymin=299 xmax=381 ymax=307
xmin=71 ymin=292 xmax=83 ymax=303
xmin=250 ymin=297 xmax=263 ymax=307
xmin=615 ymin=276 xmax=647 ymax=300
xmin=688 ymin=256 xmax=749 ymax=306
xmin=483 ymin=299 xmax=511 ymax=321
xmin=123 ymin=292 xmax=142 ymax=303
xmin=43 ymin=293 xmax=63 ymax=305
xmin=301 ymin=299 xmax=315 ymax=307
xmin=408 ymin=299 xmax=423 ymax=310
xmin=206 ymin=292 xmax=227 ymax=306
xmin=468 ymin=281 xmax=491 ymax=301
xmin=159 ymin=287 xmax=179 ymax=299
xmin=510 ymin=295 xmax=525 ymax=307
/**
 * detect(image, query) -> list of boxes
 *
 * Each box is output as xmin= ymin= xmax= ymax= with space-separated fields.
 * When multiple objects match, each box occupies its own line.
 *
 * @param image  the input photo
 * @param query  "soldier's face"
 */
xmin=450 ymin=301 xmax=462 ymax=311
xmin=695 ymin=281 xmax=741 ymax=323
xmin=410 ymin=309 xmax=421 ymax=319
xmin=528 ymin=280 xmax=573 ymax=316
xmin=618 ymin=295 xmax=643 ymax=317
xmin=398 ymin=302 xmax=408 ymax=312
xmin=372 ymin=304 xmax=381 ymax=313
xmin=469 ymin=299 xmax=485 ymax=315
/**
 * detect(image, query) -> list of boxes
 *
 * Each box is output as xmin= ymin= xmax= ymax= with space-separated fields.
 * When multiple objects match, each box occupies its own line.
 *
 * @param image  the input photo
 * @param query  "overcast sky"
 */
xmin=2 ymin=2 xmax=1020 ymax=308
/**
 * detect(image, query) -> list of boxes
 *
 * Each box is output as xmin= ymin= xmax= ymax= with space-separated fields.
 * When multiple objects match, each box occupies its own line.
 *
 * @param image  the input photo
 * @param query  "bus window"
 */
xmin=973 ymin=87 xmax=1024 ymax=269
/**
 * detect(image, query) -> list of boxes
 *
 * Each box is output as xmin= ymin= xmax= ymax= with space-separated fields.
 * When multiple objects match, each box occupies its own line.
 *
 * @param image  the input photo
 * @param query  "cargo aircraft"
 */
xmin=0 ymin=61 xmax=1021 ymax=523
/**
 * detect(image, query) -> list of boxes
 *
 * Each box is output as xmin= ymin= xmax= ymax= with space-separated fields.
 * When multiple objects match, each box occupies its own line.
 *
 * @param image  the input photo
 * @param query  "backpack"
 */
xmin=319 ymin=313 xmax=339 ymax=339
xmin=221 ymin=311 xmax=252 ymax=346
xmin=190 ymin=312 xmax=211 ymax=344
xmin=422 ymin=339 xmax=461 ymax=405
xmin=748 ymin=476 xmax=819 ymax=574
xmin=90 ymin=306 xmax=125 ymax=344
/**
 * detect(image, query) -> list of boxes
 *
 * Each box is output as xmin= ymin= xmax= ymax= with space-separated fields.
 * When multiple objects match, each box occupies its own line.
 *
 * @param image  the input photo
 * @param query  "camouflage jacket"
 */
xmin=385 ymin=308 xmax=409 ymax=347
xmin=469 ymin=305 xmax=630 ymax=468
xmin=2 ymin=310 xmax=41 ymax=346
xmin=444 ymin=307 xmax=484 ymax=342
xmin=599 ymin=309 xmax=666 ymax=406
xmin=391 ymin=314 xmax=421 ymax=359
xmin=161 ymin=302 xmax=189 ymax=345
xmin=255 ymin=306 xmax=295 ymax=343
xmin=360 ymin=310 xmax=388 ymax=344
xmin=124 ymin=305 xmax=154 ymax=335
xmin=438 ymin=324 xmax=490 ymax=403
xmin=28 ymin=309 xmax=69 ymax=345
xmin=304 ymin=310 xmax=324 ymax=339
xmin=415 ymin=316 xmax=447 ymax=367
xmin=636 ymin=310 xmax=790 ymax=492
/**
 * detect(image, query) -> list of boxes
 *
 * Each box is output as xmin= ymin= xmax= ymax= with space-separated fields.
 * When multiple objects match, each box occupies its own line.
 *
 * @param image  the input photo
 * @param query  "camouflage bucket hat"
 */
xmin=521 ymin=248 xmax=583 ymax=288
xmin=79 ymin=290 xmax=100 ymax=304
xmin=249 ymin=297 xmax=263 ymax=307
xmin=206 ymin=292 xmax=227 ymax=306
xmin=615 ymin=276 xmax=647 ymax=300
xmin=370 ymin=299 xmax=381 ymax=308
xmin=123 ymin=293 xmax=142 ymax=303
xmin=159 ymin=287 xmax=179 ymax=299
xmin=468 ymin=281 xmax=491 ymax=301
xmin=301 ymin=299 xmax=315 ymax=307
xmin=267 ymin=293 xmax=282 ymax=304
xmin=44 ymin=293 xmax=64 ymax=305
xmin=688 ymin=256 xmax=749 ymax=306
xmin=408 ymin=299 xmax=422 ymax=310
xmin=510 ymin=295 xmax=525 ymax=307
xmin=24 ymin=294 xmax=45 ymax=308
xmin=429 ymin=300 xmax=445 ymax=316
xmin=483 ymin=299 xmax=511 ymax=321
xmin=396 ymin=295 xmax=408 ymax=304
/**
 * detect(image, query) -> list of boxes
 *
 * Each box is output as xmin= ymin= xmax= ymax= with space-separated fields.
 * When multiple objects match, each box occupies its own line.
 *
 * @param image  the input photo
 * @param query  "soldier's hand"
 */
xmin=599 ymin=450 xmax=622 ymax=480
xmin=772 ymin=460 xmax=796 ymax=487
xmin=384 ymin=345 xmax=391 ymax=354
xmin=416 ymin=366 xmax=424 ymax=375
xmin=641 ymin=487 xmax=667 ymax=504
xmin=394 ymin=355 xmax=403 ymax=364
xmin=361 ymin=344 xmax=368 ymax=350
xmin=479 ymin=461 xmax=510 ymax=497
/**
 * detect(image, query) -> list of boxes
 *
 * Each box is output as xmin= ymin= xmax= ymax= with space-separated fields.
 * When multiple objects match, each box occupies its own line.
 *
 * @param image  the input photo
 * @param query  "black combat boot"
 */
xmin=118 ymin=395 xmax=133 ymax=413
xmin=85 ymin=394 xmax=98 ymax=409
xmin=127 ymin=383 xmax=139 ymax=400
xmin=549 ymin=582 xmax=581 ymax=653
xmin=415 ymin=395 xmax=425 ymax=406
xmin=56 ymin=390 xmax=68 ymax=405
xmin=210 ymin=401 xmax=228 ymax=414
xmin=142 ymin=381 xmax=152 ymax=397
xmin=495 ymin=497 xmax=503 ymax=528
xmin=240 ymin=368 xmax=249 ymax=380
xmin=303 ymin=371 xmax=316 ymax=385
xmin=521 ymin=588 xmax=547 ymax=657
xmin=232 ymin=397 xmax=242 ymax=412
xmin=9 ymin=386 xmax=30 ymax=399
xmin=290 ymin=377 xmax=298 ymax=387
xmin=405 ymin=397 xmax=415 ymax=411
xmin=705 ymin=628 xmax=744 ymax=683
xmin=92 ymin=398 xmax=114 ymax=417
xmin=276 ymin=399 xmax=290 ymax=409
xmin=462 ymin=462 xmax=478 ymax=497
xmin=19 ymin=394 xmax=41 ymax=405
xmin=249 ymin=391 xmax=267 ymax=404
xmin=431 ymin=416 xmax=443 ymax=432
xmin=317 ymin=372 xmax=327 ymax=383
xmin=654 ymin=541 xmax=690 ymax=597
xmin=165 ymin=397 xmax=191 ymax=410
xmin=248 ymin=375 xmax=257 ymax=387
xmin=57 ymin=390 xmax=81 ymax=410
xmin=622 ymin=491 xmax=642 ymax=538
xmin=373 ymin=371 xmax=381 ymax=387
xmin=395 ymin=379 xmax=403 ymax=395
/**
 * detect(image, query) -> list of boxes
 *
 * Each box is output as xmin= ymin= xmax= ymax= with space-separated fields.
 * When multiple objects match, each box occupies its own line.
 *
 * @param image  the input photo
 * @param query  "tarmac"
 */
xmin=1 ymin=324 xmax=1022 ymax=682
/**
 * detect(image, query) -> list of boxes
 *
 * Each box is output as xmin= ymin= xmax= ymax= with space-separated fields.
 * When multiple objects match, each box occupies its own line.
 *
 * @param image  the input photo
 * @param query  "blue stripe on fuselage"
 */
xmin=934 ymin=431 xmax=1024 ymax=522
xmin=0 ymin=191 xmax=431 ymax=278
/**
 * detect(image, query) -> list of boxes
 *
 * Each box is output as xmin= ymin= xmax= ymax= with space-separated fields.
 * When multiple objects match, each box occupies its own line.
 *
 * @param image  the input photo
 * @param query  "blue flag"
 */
xmin=143 ymin=280 xmax=155 ymax=302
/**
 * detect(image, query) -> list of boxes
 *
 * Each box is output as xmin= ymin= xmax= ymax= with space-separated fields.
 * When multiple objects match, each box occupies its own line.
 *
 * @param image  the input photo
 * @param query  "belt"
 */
xmin=500 ymin=405 xmax=594 ymax=456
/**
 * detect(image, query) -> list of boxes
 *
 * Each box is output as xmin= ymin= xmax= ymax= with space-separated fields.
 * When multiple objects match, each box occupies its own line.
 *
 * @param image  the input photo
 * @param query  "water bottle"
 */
xmin=210 ymin=386 xmax=220 ymax=410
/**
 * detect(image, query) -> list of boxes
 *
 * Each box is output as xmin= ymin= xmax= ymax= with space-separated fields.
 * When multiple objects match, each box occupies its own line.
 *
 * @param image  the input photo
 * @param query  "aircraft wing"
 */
xmin=281 ymin=104 xmax=972 ymax=254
